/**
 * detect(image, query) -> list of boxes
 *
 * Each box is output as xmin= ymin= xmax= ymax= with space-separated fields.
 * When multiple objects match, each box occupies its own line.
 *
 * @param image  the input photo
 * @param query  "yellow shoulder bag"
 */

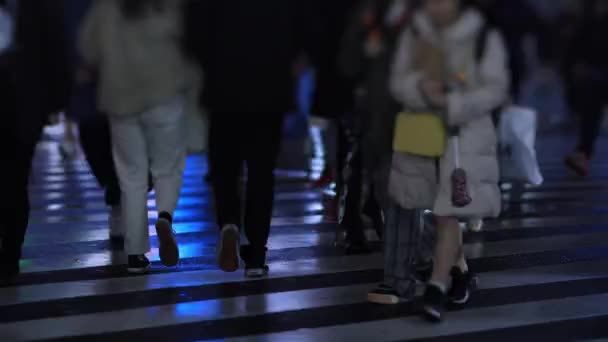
xmin=392 ymin=112 xmax=446 ymax=157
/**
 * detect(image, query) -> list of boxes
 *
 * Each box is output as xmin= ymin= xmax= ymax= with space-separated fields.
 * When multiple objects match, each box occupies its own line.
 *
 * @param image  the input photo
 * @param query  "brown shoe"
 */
xmin=217 ymin=225 xmax=240 ymax=272
xmin=565 ymin=152 xmax=590 ymax=177
xmin=156 ymin=213 xmax=179 ymax=267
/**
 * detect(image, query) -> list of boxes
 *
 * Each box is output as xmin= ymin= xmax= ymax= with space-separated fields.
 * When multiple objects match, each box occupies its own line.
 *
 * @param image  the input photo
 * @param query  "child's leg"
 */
xmin=429 ymin=216 xmax=461 ymax=288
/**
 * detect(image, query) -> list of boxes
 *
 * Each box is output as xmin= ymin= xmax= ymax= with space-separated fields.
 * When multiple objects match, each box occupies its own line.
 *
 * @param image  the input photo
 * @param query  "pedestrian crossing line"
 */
xmin=43 ymin=278 xmax=608 ymax=342
xmin=5 ymin=273 xmax=608 ymax=341
xmin=3 ymin=257 xmax=608 ymax=323
xmin=225 ymin=293 xmax=608 ymax=342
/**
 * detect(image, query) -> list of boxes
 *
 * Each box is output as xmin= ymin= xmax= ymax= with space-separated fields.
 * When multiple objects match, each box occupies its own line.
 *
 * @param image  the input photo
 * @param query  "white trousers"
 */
xmin=110 ymin=96 xmax=187 ymax=255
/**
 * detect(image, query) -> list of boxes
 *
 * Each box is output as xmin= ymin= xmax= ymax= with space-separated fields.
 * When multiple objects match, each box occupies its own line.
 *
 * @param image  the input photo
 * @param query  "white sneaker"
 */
xmin=109 ymin=206 xmax=123 ymax=240
xmin=217 ymin=224 xmax=240 ymax=272
xmin=467 ymin=219 xmax=484 ymax=232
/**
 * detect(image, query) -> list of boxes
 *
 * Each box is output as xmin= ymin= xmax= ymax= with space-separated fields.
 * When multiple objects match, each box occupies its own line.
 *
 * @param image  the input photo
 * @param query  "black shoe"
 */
xmin=422 ymin=284 xmax=447 ymax=322
xmin=449 ymin=267 xmax=475 ymax=305
xmin=127 ymin=255 xmax=151 ymax=274
xmin=367 ymin=284 xmax=413 ymax=305
xmin=240 ymin=245 xmax=268 ymax=278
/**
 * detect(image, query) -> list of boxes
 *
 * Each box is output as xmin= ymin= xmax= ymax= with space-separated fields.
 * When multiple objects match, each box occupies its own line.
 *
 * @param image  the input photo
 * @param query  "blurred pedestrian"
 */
xmin=184 ymin=0 xmax=315 ymax=278
xmin=386 ymin=0 xmax=508 ymax=320
xmin=338 ymin=0 xmax=414 ymax=253
xmin=309 ymin=0 xmax=359 ymax=193
xmin=1 ymin=0 xmax=71 ymax=284
xmin=564 ymin=0 xmax=608 ymax=176
xmin=79 ymin=0 xmax=194 ymax=274
xmin=63 ymin=0 xmax=125 ymax=244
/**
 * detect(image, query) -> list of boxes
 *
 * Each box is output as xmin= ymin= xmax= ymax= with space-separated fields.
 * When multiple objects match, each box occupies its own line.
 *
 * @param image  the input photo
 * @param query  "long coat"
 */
xmin=388 ymin=9 xmax=509 ymax=218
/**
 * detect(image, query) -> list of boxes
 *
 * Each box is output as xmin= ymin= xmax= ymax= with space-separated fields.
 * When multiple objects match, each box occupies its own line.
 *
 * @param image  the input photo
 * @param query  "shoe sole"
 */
xmin=450 ymin=289 xmax=470 ymax=305
xmin=127 ymin=264 xmax=151 ymax=275
xmin=422 ymin=305 xmax=442 ymax=322
xmin=218 ymin=228 xmax=239 ymax=272
xmin=156 ymin=219 xmax=179 ymax=267
xmin=367 ymin=293 xmax=400 ymax=305
xmin=245 ymin=269 xmax=268 ymax=278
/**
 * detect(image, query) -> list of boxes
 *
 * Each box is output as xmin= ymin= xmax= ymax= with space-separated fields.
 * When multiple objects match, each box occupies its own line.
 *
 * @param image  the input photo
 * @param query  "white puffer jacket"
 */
xmin=79 ymin=0 xmax=194 ymax=116
xmin=388 ymin=9 xmax=509 ymax=218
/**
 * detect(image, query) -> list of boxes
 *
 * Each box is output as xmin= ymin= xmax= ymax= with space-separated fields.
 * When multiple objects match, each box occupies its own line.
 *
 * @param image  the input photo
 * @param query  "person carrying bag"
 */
xmin=372 ymin=0 xmax=508 ymax=322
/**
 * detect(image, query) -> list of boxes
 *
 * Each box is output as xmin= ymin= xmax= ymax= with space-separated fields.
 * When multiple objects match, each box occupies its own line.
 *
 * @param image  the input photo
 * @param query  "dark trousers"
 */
xmin=209 ymin=112 xmax=285 ymax=265
xmin=574 ymin=79 xmax=608 ymax=157
xmin=340 ymin=143 xmax=383 ymax=242
xmin=78 ymin=113 xmax=121 ymax=207
xmin=0 ymin=78 xmax=44 ymax=271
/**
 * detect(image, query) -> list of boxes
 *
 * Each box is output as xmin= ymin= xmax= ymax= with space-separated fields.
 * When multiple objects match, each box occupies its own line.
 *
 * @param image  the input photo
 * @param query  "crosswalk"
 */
xmin=2 ymin=135 xmax=608 ymax=341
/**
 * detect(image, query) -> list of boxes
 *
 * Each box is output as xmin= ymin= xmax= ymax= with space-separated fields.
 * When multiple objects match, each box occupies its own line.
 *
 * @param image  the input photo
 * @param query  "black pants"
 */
xmin=340 ymin=142 xmax=383 ymax=244
xmin=0 ymin=79 xmax=44 ymax=271
xmin=78 ymin=114 xmax=121 ymax=207
xmin=209 ymin=112 xmax=285 ymax=265
xmin=573 ymin=79 xmax=608 ymax=157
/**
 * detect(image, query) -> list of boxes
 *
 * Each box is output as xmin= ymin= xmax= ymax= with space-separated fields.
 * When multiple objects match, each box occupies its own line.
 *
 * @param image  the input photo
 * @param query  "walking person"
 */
xmin=184 ymin=0 xmax=315 ymax=278
xmin=338 ymin=0 xmax=414 ymax=252
xmin=1 ymin=0 xmax=71 ymax=284
xmin=79 ymin=0 xmax=194 ymax=273
xmin=385 ymin=0 xmax=508 ymax=320
xmin=564 ymin=0 xmax=608 ymax=176
xmin=64 ymin=0 xmax=124 ymax=243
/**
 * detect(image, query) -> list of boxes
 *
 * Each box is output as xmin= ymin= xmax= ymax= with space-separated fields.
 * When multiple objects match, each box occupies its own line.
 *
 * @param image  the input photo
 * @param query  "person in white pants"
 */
xmin=79 ymin=0 xmax=194 ymax=273
xmin=110 ymin=96 xmax=186 ymax=272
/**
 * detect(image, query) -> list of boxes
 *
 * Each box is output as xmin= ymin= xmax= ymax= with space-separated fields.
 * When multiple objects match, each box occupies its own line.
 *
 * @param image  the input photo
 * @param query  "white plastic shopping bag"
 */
xmin=499 ymin=106 xmax=543 ymax=186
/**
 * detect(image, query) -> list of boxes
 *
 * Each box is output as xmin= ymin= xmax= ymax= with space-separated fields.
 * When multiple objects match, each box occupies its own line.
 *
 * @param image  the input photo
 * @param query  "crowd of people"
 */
xmin=1 ymin=0 xmax=607 ymax=323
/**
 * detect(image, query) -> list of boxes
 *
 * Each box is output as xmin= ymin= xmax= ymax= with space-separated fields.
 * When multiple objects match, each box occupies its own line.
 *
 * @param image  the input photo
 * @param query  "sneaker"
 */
xmin=367 ymin=284 xmax=411 ymax=305
xmin=467 ymin=218 xmax=483 ymax=232
xmin=565 ymin=152 xmax=590 ymax=177
xmin=422 ymin=283 xmax=447 ymax=322
xmin=240 ymin=245 xmax=268 ymax=278
xmin=217 ymin=224 xmax=240 ymax=272
xmin=245 ymin=265 xmax=270 ymax=278
xmin=451 ymin=168 xmax=472 ymax=207
xmin=156 ymin=212 xmax=179 ymax=267
xmin=127 ymin=255 xmax=151 ymax=274
xmin=449 ymin=267 xmax=475 ymax=305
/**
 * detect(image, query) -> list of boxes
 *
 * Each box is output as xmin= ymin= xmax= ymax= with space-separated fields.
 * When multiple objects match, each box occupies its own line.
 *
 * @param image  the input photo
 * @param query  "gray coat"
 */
xmin=388 ymin=9 xmax=509 ymax=218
